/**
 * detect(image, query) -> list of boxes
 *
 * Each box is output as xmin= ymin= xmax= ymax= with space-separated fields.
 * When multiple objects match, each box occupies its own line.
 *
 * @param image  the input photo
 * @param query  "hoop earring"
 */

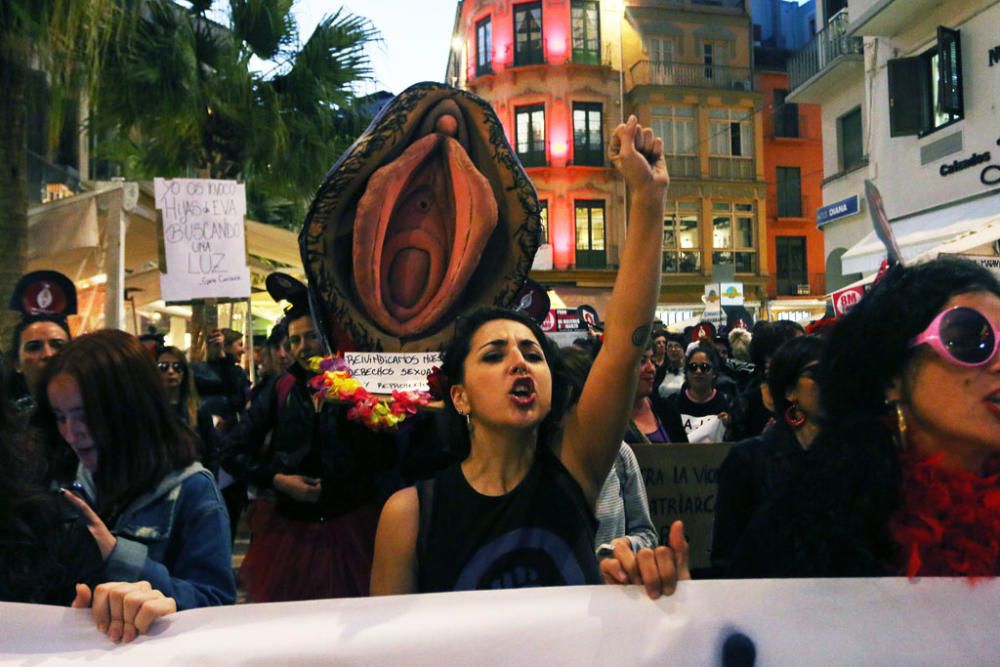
xmin=784 ymin=401 xmax=806 ymax=428
xmin=895 ymin=402 xmax=907 ymax=447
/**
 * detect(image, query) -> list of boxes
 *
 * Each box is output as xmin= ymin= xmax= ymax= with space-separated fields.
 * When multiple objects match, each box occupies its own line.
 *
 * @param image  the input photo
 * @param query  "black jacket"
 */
xmin=220 ymin=366 xmax=395 ymax=521
xmin=711 ymin=422 xmax=804 ymax=575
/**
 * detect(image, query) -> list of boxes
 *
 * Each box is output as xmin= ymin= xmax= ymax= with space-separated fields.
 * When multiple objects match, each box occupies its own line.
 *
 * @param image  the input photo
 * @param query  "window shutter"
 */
xmin=936 ymin=27 xmax=963 ymax=117
xmin=887 ymin=57 xmax=927 ymax=137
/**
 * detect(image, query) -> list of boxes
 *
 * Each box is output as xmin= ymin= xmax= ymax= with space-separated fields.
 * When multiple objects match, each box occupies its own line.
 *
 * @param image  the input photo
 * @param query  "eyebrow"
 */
xmin=477 ymin=338 xmax=542 ymax=352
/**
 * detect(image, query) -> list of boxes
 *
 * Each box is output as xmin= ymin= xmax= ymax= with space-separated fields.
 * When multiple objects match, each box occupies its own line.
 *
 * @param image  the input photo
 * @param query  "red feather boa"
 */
xmin=890 ymin=452 xmax=1000 ymax=578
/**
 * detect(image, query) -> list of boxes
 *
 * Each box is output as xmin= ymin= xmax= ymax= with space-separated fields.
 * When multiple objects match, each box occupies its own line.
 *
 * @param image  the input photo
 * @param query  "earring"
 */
xmin=784 ymin=401 xmax=806 ymax=428
xmin=895 ymin=402 xmax=907 ymax=446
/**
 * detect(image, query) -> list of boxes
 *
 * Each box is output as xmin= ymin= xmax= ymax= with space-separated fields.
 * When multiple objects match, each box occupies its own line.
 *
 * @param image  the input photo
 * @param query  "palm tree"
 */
xmin=92 ymin=0 xmax=379 ymax=229
xmin=0 ymin=0 xmax=127 ymax=340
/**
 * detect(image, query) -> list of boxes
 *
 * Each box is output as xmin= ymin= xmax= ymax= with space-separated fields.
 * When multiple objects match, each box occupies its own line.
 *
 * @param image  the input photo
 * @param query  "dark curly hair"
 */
xmin=439 ymin=307 xmax=570 ymax=460
xmin=737 ymin=258 xmax=1000 ymax=577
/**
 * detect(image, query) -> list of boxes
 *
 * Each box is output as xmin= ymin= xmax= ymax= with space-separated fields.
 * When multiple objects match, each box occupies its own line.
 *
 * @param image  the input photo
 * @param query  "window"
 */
xmin=571 ymin=1 xmax=600 ymax=65
xmin=538 ymin=200 xmax=549 ymax=244
xmin=709 ymin=109 xmax=753 ymax=157
xmin=773 ymin=89 xmax=799 ymax=138
xmin=888 ymin=27 xmax=964 ymax=137
xmin=712 ymin=202 xmax=756 ymax=273
xmin=651 ymin=106 xmax=696 ymax=155
xmin=662 ymin=201 xmax=701 ymax=273
xmin=575 ymin=200 xmax=606 ymax=268
xmin=776 ymin=167 xmax=802 ymax=218
xmin=572 ymin=103 xmax=603 ymax=166
xmin=703 ymin=43 xmax=714 ymax=79
xmin=837 ymin=107 xmax=864 ymax=172
xmin=646 ymin=37 xmax=675 ymax=63
xmin=514 ymin=2 xmax=544 ymax=66
xmin=476 ymin=17 xmax=493 ymax=75
xmin=776 ymin=237 xmax=808 ymax=296
xmin=515 ymin=104 xmax=546 ymax=167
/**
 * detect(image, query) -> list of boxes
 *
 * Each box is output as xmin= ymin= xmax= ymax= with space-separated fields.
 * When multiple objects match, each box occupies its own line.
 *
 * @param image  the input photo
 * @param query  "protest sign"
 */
xmin=4 ymin=579 xmax=999 ymax=665
xmin=343 ymin=352 xmax=441 ymax=393
xmin=630 ymin=443 xmax=732 ymax=571
xmin=155 ymin=178 xmax=251 ymax=302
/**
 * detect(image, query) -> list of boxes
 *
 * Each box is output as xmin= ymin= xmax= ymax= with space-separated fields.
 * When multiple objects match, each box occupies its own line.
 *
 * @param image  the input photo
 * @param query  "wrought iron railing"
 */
xmin=629 ymin=60 xmax=753 ymax=91
xmin=788 ymin=11 xmax=863 ymax=92
xmin=709 ymin=157 xmax=754 ymax=180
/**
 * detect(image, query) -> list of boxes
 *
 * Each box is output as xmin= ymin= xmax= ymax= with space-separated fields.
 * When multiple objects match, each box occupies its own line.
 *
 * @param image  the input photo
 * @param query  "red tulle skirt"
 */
xmin=239 ymin=499 xmax=379 ymax=602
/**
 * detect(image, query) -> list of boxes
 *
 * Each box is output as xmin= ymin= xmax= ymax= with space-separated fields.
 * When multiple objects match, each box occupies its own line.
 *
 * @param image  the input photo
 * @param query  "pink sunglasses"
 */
xmin=909 ymin=306 xmax=998 ymax=367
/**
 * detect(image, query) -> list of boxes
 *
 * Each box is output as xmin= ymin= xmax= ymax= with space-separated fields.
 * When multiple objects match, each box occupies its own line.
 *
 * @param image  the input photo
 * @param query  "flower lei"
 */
xmin=307 ymin=355 xmax=433 ymax=431
xmin=889 ymin=452 xmax=1000 ymax=578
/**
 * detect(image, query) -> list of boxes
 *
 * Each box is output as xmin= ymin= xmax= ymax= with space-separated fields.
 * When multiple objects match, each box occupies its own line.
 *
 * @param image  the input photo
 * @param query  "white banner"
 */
xmin=2 ymin=579 xmax=999 ymax=665
xmin=343 ymin=352 xmax=441 ymax=393
xmin=155 ymin=178 xmax=251 ymax=302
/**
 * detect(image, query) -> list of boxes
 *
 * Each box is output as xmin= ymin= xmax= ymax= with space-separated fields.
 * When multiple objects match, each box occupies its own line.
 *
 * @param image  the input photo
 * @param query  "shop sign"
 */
xmin=939 ymin=151 xmax=991 ymax=177
xmin=831 ymin=284 xmax=866 ymax=316
xmin=816 ymin=195 xmax=859 ymax=227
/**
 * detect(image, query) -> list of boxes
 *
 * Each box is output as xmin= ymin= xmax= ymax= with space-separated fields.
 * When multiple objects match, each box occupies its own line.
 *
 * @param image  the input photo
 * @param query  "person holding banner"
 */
xmin=36 ymin=330 xmax=237 ymax=610
xmin=728 ymin=257 xmax=1000 ymax=578
xmin=371 ymin=116 xmax=690 ymax=600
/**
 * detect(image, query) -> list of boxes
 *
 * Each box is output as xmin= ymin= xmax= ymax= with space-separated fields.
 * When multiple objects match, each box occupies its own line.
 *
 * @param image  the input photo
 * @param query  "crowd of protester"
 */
xmin=2 ymin=116 xmax=998 ymax=647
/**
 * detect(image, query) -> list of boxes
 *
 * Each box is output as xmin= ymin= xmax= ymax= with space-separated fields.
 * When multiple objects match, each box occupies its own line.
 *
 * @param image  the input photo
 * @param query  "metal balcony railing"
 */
xmin=629 ymin=60 xmax=753 ymax=92
xmin=788 ymin=11 xmax=863 ymax=92
xmin=666 ymin=155 xmax=699 ymax=178
xmin=709 ymin=157 xmax=755 ymax=180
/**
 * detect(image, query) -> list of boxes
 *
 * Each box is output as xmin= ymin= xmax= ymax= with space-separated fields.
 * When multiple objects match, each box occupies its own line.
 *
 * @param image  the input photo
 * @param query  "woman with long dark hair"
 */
xmin=158 ymin=346 xmax=220 ymax=475
xmin=730 ymin=257 xmax=1000 ymax=578
xmin=37 ymin=330 xmax=236 ymax=609
xmin=370 ymin=117 xmax=689 ymax=599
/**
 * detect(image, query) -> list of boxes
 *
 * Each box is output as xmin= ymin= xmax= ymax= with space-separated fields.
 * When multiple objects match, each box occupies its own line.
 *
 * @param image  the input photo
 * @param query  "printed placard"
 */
xmin=630 ymin=443 xmax=732 ymax=571
xmin=155 ymin=178 xmax=251 ymax=302
xmin=831 ymin=285 xmax=866 ymax=316
xmin=344 ymin=352 xmax=442 ymax=393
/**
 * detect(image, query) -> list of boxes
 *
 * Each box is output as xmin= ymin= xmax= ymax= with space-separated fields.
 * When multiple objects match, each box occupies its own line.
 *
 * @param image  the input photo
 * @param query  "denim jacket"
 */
xmin=77 ymin=462 xmax=236 ymax=610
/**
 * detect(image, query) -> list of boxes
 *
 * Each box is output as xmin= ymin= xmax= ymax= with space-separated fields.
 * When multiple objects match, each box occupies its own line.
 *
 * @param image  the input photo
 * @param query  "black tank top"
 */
xmin=416 ymin=447 xmax=601 ymax=593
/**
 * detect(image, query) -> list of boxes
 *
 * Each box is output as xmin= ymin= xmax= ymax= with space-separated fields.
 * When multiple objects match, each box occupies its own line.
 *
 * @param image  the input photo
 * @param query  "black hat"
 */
xmin=9 ymin=270 xmax=77 ymax=318
xmin=265 ymin=272 xmax=309 ymax=312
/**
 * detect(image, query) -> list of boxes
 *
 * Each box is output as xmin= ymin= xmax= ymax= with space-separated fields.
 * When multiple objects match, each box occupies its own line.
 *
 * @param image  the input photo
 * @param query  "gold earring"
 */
xmin=895 ymin=402 xmax=907 ymax=446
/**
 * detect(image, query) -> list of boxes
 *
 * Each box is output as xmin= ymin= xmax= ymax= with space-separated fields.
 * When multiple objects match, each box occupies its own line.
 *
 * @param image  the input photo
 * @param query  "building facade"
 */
xmin=756 ymin=48 xmax=825 ymax=312
xmin=787 ymin=0 xmax=1000 ymax=289
xmin=447 ymin=0 xmax=770 ymax=323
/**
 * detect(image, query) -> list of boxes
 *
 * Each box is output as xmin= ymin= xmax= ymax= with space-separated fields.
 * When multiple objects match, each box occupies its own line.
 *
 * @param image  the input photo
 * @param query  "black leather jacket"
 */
xmin=220 ymin=366 xmax=395 ymax=521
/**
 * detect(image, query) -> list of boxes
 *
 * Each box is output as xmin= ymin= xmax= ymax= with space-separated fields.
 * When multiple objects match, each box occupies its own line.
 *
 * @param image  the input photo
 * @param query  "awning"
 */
xmin=840 ymin=193 xmax=1000 ymax=276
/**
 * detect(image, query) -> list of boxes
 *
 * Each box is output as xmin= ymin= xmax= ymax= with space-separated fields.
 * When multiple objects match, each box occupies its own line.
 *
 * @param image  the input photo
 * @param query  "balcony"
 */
xmin=628 ymin=60 xmax=753 ymax=93
xmin=667 ymin=155 xmax=699 ymax=179
xmin=709 ymin=157 xmax=754 ymax=180
xmin=787 ymin=12 xmax=863 ymax=104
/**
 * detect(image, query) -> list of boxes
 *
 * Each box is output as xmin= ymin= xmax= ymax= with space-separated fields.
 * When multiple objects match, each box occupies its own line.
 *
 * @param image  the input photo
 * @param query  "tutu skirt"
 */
xmin=239 ymin=499 xmax=379 ymax=602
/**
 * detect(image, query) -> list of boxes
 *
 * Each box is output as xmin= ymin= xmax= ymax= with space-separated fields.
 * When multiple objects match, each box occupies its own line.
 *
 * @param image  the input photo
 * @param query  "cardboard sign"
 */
xmin=630 ymin=443 xmax=732 ymax=571
xmin=155 ymin=178 xmax=251 ymax=302
xmin=343 ymin=352 xmax=441 ymax=393
xmin=831 ymin=285 xmax=866 ymax=316
xmin=954 ymin=253 xmax=1000 ymax=276
xmin=719 ymin=282 xmax=744 ymax=306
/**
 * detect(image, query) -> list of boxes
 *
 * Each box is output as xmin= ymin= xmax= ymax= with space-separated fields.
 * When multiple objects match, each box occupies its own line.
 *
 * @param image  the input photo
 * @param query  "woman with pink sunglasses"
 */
xmin=723 ymin=257 xmax=1000 ymax=578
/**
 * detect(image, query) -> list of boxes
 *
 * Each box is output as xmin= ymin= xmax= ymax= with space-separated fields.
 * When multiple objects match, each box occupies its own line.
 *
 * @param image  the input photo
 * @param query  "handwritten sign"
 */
xmin=344 ymin=352 xmax=441 ymax=393
xmin=155 ymin=178 xmax=251 ymax=302
xmin=630 ymin=443 xmax=732 ymax=572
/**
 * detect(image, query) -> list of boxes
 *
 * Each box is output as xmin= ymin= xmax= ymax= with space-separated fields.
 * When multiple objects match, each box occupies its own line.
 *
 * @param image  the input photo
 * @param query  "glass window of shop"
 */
xmin=538 ymin=200 xmax=549 ymax=244
xmin=574 ymin=200 xmax=606 ymax=269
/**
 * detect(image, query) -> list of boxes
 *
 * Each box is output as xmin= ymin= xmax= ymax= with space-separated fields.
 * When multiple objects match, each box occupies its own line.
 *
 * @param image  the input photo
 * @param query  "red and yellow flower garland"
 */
xmin=307 ymin=355 xmax=434 ymax=431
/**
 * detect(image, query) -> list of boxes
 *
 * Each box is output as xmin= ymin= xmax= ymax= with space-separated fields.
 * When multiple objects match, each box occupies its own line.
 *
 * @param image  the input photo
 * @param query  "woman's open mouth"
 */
xmin=509 ymin=377 xmax=537 ymax=407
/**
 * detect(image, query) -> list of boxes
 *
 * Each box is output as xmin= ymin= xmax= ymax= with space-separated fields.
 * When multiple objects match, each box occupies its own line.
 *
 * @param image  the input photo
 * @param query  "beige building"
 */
xmin=448 ymin=0 xmax=769 ymax=322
